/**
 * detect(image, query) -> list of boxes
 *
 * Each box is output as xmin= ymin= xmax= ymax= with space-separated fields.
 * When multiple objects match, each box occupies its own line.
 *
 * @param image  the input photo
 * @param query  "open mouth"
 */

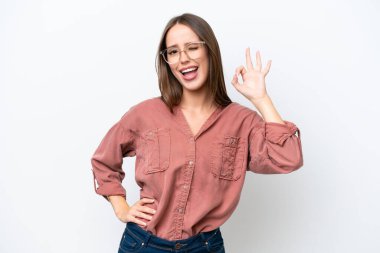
xmin=180 ymin=66 xmax=198 ymax=81
xmin=180 ymin=67 xmax=198 ymax=76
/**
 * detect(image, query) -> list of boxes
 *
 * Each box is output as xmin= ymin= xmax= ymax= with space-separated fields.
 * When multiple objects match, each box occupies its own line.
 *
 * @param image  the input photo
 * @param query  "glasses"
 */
xmin=160 ymin=41 xmax=206 ymax=64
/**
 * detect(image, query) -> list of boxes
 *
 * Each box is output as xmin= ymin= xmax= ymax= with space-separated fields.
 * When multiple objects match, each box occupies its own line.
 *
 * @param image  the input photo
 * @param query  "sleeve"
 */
xmin=90 ymin=110 xmax=137 ymax=201
xmin=247 ymin=111 xmax=304 ymax=174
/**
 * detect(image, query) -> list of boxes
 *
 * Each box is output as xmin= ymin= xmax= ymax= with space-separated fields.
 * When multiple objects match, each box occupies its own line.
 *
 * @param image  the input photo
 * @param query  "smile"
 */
xmin=179 ymin=66 xmax=198 ymax=81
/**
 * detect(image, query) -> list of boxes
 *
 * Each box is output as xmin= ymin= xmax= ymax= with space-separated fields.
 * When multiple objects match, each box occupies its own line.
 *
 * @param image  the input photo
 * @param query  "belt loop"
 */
xmin=200 ymin=230 xmax=208 ymax=242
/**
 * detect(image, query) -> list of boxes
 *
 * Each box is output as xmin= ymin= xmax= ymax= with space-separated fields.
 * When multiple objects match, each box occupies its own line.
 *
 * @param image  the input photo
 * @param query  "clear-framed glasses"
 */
xmin=160 ymin=41 xmax=206 ymax=64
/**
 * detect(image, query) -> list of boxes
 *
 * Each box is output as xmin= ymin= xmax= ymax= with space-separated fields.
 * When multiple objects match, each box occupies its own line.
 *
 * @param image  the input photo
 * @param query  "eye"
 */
xmin=188 ymin=46 xmax=199 ymax=51
xmin=167 ymin=49 xmax=178 ymax=55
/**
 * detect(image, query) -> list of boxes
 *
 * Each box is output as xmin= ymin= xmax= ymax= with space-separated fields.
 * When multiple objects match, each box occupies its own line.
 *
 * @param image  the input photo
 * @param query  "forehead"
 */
xmin=165 ymin=23 xmax=200 ymax=48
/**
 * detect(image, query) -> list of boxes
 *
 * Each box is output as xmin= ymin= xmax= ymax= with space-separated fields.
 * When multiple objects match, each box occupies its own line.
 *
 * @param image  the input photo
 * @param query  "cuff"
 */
xmin=93 ymin=172 xmax=126 ymax=201
xmin=265 ymin=120 xmax=300 ymax=146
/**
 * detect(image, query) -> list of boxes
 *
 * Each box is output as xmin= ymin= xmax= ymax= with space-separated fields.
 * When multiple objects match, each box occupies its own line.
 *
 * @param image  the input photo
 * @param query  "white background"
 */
xmin=1 ymin=0 xmax=379 ymax=252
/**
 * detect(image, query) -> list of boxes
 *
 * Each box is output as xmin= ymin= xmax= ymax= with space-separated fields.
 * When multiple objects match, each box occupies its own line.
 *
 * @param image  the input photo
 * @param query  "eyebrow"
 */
xmin=166 ymin=41 xmax=196 ymax=48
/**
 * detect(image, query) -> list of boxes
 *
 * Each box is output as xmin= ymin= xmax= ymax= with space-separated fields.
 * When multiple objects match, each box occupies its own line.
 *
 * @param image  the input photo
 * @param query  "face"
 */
xmin=165 ymin=23 xmax=209 ymax=92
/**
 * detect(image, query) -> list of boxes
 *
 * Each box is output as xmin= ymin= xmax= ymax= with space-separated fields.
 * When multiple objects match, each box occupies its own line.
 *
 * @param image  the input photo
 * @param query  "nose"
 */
xmin=179 ymin=50 xmax=190 ymax=63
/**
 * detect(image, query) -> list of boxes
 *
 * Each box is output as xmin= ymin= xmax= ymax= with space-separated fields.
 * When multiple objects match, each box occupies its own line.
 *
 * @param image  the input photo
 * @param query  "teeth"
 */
xmin=181 ymin=67 xmax=197 ymax=74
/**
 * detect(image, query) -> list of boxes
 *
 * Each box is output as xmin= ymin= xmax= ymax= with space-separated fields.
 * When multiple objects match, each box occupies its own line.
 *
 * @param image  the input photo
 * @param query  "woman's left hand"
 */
xmin=231 ymin=48 xmax=272 ymax=103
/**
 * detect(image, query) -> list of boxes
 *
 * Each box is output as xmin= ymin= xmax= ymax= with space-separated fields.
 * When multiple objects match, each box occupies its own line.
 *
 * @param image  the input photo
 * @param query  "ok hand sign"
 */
xmin=231 ymin=48 xmax=272 ymax=103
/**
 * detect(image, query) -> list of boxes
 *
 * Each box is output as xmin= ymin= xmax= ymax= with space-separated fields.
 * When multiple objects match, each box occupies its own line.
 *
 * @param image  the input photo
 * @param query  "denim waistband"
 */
xmin=125 ymin=222 xmax=221 ymax=251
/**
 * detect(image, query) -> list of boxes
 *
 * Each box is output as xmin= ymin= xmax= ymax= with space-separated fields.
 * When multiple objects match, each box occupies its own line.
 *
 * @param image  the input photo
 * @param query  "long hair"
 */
xmin=155 ymin=13 xmax=232 ymax=113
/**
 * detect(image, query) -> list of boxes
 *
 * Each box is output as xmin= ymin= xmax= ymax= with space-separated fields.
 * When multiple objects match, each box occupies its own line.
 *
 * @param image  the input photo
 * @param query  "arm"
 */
xmin=247 ymin=108 xmax=303 ymax=174
xmin=91 ymin=108 xmax=157 ymax=225
xmin=91 ymin=109 xmax=137 ymax=202
xmin=250 ymin=94 xmax=284 ymax=124
xmin=231 ymin=48 xmax=303 ymax=173
xmin=107 ymin=195 xmax=131 ymax=219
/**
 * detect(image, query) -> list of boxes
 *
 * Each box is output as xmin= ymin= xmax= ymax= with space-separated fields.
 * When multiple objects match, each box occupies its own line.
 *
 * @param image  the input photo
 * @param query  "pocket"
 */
xmin=140 ymin=127 xmax=171 ymax=174
xmin=210 ymin=135 xmax=246 ymax=181
xmin=118 ymin=227 xmax=144 ymax=253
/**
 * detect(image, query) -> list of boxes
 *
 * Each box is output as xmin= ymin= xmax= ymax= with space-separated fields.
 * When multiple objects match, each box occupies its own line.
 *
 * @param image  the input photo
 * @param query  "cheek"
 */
xmin=169 ymin=66 xmax=179 ymax=77
xmin=201 ymin=60 xmax=209 ymax=77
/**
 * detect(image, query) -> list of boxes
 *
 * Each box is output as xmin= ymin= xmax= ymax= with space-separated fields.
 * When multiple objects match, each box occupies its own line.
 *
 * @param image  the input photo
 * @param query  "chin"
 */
xmin=181 ymin=81 xmax=206 ymax=91
xmin=176 ymin=77 xmax=207 ymax=92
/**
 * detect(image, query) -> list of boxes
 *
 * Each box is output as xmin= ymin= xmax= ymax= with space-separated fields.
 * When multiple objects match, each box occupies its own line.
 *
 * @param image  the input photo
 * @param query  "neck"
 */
xmin=179 ymin=88 xmax=216 ymax=112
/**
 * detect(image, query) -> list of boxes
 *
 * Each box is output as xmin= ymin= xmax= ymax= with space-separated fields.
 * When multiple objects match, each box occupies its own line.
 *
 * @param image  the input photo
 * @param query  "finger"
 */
xmin=140 ymin=198 xmax=155 ymax=204
xmin=131 ymin=216 xmax=147 ymax=226
xmin=246 ymin=47 xmax=254 ymax=71
xmin=263 ymin=60 xmax=272 ymax=76
xmin=256 ymin=51 xmax=262 ymax=71
xmin=138 ymin=205 xmax=157 ymax=215
xmin=135 ymin=210 xmax=153 ymax=221
xmin=142 ymin=206 xmax=157 ymax=215
xmin=231 ymin=73 xmax=242 ymax=87
xmin=235 ymin=65 xmax=247 ymax=76
xmin=128 ymin=209 xmax=147 ymax=226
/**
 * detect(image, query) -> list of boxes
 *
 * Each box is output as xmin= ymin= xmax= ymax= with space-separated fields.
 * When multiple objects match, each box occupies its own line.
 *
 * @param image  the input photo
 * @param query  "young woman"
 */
xmin=91 ymin=13 xmax=303 ymax=253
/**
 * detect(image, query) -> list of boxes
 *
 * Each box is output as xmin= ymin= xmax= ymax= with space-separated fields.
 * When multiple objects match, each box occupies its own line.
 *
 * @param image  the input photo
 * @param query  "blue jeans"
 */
xmin=118 ymin=222 xmax=225 ymax=253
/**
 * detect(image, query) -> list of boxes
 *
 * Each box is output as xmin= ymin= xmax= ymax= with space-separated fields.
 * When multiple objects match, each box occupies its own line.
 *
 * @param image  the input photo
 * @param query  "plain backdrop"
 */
xmin=1 ymin=0 xmax=379 ymax=252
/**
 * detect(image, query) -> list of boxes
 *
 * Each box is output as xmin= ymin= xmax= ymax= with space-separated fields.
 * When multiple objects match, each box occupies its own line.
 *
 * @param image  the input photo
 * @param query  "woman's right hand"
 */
xmin=114 ymin=197 xmax=157 ymax=226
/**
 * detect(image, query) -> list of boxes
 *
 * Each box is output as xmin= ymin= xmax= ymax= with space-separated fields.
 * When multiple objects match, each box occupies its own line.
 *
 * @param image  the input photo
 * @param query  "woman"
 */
xmin=91 ymin=13 xmax=303 ymax=253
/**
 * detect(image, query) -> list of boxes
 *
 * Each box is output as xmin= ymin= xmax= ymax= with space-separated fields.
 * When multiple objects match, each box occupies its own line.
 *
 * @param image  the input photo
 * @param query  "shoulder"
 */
xmin=118 ymin=96 xmax=166 ymax=124
xmin=124 ymin=96 xmax=164 ymax=114
xmin=226 ymin=101 xmax=259 ymax=118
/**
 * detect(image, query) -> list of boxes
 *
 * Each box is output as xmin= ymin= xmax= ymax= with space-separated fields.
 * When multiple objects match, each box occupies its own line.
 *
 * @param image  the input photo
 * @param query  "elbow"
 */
xmin=278 ymin=139 xmax=304 ymax=173
xmin=248 ymin=140 xmax=304 ymax=174
xmin=283 ymin=151 xmax=304 ymax=173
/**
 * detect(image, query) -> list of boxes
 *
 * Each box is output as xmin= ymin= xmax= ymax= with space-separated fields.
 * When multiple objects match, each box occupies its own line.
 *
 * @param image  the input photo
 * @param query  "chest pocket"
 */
xmin=210 ymin=135 xmax=246 ymax=181
xmin=140 ymin=128 xmax=171 ymax=174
